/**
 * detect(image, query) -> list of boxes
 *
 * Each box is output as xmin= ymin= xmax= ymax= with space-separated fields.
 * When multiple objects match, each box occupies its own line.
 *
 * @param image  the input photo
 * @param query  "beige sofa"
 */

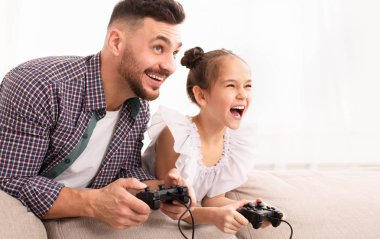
xmin=229 ymin=166 xmax=380 ymax=239
xmin=2 ymin=166 xmax=380 ymax=239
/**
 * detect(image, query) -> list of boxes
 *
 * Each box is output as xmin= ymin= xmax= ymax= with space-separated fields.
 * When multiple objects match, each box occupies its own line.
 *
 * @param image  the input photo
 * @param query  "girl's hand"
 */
xmin=253 ymin=198 xmax=286 ymax=228
xmin=212 ymin=200 xmax=249 ymax=234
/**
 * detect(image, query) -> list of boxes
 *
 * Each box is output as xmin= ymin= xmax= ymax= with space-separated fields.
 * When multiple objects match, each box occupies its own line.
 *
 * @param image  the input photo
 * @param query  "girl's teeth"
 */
xmin=232 ymin=106 xmax=245 ymax=110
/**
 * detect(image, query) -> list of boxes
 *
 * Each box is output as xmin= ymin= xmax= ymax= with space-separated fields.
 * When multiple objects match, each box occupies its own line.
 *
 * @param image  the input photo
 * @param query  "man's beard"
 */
xmin=118 ymin=47 xmax=159 ymax=101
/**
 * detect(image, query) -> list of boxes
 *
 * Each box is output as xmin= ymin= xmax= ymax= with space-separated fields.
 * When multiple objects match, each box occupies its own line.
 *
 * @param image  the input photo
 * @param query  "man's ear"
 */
xmin=107 ymin=29 xmax=124 ymax=56
xmin=193 ymin=86 xmax=207 ymax=107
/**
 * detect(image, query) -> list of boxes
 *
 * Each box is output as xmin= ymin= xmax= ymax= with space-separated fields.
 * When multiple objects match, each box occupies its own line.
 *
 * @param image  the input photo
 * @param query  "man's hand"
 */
xmin=89 ymin=178 xmax=151 ymax=229
xmin=43 ymin=178 xmax=151 ymax=229
xmin=160 ymin=168 xmax=196 ymax=220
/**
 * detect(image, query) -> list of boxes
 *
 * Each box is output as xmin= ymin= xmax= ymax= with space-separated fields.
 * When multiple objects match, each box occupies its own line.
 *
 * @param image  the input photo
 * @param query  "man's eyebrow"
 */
xmin=152 ymin=35 xmax=182 ymax=48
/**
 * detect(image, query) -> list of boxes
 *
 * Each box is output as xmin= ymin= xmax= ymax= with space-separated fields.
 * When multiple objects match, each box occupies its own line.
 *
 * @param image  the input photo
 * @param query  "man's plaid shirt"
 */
xmin=0 ymin=53 xmax=155 ymax=218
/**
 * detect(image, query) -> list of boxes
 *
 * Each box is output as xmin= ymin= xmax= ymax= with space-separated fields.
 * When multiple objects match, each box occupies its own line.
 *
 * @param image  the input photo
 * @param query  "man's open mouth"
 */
xmin=146 ymin=72 xmax=164 ymax=82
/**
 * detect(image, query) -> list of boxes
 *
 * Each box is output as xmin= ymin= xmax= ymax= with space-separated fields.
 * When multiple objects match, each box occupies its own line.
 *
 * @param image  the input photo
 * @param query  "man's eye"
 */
xmin=172 ymin=50 xmax=180 ymax=59
xmin=227 ymin=84 xmax=235 ymax=88
xmin=245 ymin=84 xmax=252 ymax=88
xmin=153 ymin=46 xmax=163 ymax=53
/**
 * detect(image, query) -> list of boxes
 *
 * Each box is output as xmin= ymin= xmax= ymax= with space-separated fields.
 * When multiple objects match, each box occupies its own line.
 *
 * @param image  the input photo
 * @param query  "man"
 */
xmin=0 ymin=0 xmax=194 ymax=230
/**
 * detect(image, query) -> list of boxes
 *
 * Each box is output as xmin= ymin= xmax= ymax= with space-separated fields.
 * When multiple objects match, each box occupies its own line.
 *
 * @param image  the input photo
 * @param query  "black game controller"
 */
xmin=136 ymin=185 xmax=190 ymax=210
xmin=237 ymin=201 xmax=284 ymax=229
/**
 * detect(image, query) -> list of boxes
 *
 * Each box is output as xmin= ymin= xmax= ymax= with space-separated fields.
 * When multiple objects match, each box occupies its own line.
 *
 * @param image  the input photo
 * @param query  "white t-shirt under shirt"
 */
xmin=142 ymin=106 xmax=255 ymax=202
xmin=55 ymin=109 xmax=121 ymax=188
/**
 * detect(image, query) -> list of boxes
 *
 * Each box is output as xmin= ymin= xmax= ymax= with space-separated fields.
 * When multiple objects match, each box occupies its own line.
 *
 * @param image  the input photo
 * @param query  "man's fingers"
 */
xmin=110 ymin=213 xmax=148 ymax=229
xmin=123 ymin=212 xmax=149 ymax=225
xmin=112 ymin=179 xmax=151 ymax=214
xmin=118 ymin=178 xmax=147 ymax=190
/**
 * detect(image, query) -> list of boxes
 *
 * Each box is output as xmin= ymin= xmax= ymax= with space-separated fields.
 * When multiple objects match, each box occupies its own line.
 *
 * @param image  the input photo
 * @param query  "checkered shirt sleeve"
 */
xmin=0 ymin=54 xmax=155 ymax=218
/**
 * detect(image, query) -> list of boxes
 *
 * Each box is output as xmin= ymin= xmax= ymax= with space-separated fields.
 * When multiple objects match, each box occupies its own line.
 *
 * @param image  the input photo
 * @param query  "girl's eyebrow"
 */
xmin=223 ymin=79 xmax=236 ymax=83
xmin=222 ymin=79 xmax=252 ymax=83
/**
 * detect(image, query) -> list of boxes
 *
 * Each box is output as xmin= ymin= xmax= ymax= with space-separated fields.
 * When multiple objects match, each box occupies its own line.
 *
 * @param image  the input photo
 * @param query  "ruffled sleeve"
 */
xmin=205 ymin=121 xmax=256 ymax=198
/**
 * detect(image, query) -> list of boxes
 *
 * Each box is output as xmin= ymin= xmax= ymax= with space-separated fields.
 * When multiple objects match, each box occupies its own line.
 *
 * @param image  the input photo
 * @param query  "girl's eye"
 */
xmin=227 ymin=84 xmax=235 ymax=88
xmin=153 ymin=45 xmax=163 ymax=53
xmin=245 ymin=84 xmax=252 ymax=88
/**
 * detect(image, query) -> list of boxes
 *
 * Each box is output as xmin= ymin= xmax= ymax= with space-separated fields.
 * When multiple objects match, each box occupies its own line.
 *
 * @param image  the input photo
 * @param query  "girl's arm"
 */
xmin=183 ymin=200 xmax=249 ymax=234
xmin=155 ymin=126 xmax=180 ymax=179
xmin=202 ymin=193 xmax=242 ymax=207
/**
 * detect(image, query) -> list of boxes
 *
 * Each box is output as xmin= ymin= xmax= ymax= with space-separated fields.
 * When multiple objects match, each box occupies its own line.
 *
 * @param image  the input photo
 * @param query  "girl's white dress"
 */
xmin=142 ymin=106 xmax=255 ymax=202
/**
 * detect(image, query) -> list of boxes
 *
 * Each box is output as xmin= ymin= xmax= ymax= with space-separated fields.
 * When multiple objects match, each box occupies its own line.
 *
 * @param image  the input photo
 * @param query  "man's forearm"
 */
xmin=42 ymin=187 xmax=96 ymax=219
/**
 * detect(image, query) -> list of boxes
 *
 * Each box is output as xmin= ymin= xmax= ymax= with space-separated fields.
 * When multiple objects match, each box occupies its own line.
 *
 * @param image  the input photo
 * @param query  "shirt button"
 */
xmin=64 ymin=158 xmax=71 ymax=164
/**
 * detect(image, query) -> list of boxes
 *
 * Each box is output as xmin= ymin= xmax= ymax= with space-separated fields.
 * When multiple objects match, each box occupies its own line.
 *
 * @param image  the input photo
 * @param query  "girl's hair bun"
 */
xmin=180 ymin=47 xmax=204 ymax=69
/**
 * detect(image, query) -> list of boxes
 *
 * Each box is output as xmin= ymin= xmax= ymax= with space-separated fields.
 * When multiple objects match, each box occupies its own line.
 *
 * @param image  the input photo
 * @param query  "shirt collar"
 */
xmin=125 ymin=97 xmax=141 ymax=118
xmin=84 ymin=52 xmax=106 ymax=114
xmin=84 ymin=52 xmax=141 ymax=119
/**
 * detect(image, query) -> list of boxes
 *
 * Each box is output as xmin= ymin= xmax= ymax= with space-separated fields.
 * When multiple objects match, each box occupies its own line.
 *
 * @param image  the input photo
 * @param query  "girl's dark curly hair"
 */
xmin=181 ymin=46 xmax=241 ymax=105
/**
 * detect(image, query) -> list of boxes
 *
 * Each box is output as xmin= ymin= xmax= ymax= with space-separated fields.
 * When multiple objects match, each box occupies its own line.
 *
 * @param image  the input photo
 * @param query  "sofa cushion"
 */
xmin=44 ymin=210 xmax=237 ymax=239
xmin=0 ymin=190 xmax=47 ymax=239
xmin=227 ymin=167 xmax=380 ymax=239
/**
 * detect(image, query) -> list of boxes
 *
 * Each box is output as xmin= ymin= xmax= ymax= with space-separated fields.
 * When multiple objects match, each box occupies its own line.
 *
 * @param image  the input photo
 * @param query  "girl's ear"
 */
xmin=193 ymin=86 xmax=207 ymax=107
xmin=107 ymin=29 xmax=124 ymax=56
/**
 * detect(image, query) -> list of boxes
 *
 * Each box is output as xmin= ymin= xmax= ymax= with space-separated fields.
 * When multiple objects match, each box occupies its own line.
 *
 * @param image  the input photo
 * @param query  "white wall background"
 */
xmin=1 ymin=0 xmax=380 ymax=168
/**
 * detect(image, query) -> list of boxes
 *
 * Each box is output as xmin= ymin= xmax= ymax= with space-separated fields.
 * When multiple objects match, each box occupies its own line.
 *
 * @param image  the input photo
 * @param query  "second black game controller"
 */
xmin=136 ymin=184 xmax=190 ymax=210
xmin=237 ymin=201 xmax=284 ymax=229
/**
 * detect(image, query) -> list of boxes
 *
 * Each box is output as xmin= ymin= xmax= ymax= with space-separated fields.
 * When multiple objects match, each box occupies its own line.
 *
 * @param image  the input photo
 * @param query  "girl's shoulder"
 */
xmin=223 ymin=121 xmax=256 ymax=173
xmin=228 ymin=120 xmax=255 ymax=151
xmin=202 ymin=122 xmax=255 ymax=198
xmin=148 ymin=106 xmax=198 ymax=156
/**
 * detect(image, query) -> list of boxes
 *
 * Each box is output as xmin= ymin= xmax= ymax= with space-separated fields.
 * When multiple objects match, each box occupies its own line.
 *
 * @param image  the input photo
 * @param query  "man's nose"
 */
xmin=160 ymin=54 xmax=176 ymax=75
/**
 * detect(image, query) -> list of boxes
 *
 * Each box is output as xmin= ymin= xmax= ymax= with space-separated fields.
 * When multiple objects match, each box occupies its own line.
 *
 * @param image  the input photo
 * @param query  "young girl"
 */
xmin=143 ymin=47 xmax=260 ymax=234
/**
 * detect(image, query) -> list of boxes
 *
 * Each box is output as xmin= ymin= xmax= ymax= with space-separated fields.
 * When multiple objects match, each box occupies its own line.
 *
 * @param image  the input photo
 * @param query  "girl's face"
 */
xmin=202 ymin=55 xmax=252 ymax=130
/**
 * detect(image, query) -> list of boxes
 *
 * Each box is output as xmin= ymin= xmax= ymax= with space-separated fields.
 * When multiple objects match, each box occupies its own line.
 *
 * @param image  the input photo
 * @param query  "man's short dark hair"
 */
xmin=108 ymin=0 xmax=185 ymax=27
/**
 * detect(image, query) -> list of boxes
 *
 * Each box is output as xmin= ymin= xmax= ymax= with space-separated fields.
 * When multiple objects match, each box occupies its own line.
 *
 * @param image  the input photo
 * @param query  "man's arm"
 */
xmin=0 ymin=68 xmax=63 ymax=218
xmin=43 ymin=178 xmax=151 ymax=229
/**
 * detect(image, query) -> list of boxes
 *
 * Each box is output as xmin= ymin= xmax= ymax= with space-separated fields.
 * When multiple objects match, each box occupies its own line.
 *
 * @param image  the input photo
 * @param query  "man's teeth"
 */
xmin=147 ymin=73 xmax=164 ymax=81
